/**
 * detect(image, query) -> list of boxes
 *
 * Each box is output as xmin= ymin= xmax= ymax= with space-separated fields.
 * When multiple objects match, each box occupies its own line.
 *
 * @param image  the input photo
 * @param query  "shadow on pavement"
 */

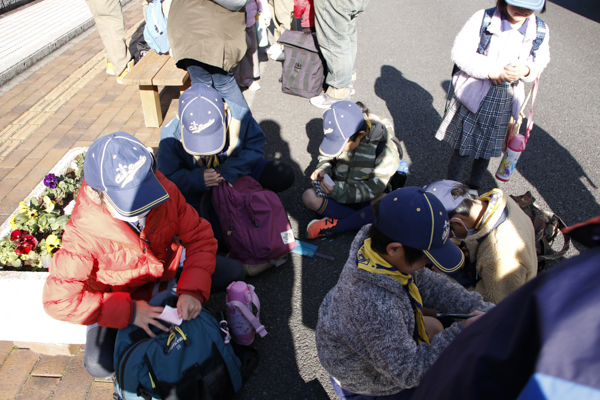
xmin=550 ymin=0 xmax=600 ymax=23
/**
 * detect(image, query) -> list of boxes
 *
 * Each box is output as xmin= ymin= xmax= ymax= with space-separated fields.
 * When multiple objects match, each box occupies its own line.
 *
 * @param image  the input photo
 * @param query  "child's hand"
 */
xmin=311 ymin=169 xmax=325 ymax=181
xmin=133 ymin=300 xmax=168 ymax=338
xmin=204 ymin=169 xmax=224 ymax=187
xmin=460 ymin=310 xmax=485 ymax=329
xmin=504 ymin=63 xmax=530 ymax=82
xmin=488 ymin=65 xmax=507 ymax=85
xmin=320 ymin=180 xmax=334 ymax=195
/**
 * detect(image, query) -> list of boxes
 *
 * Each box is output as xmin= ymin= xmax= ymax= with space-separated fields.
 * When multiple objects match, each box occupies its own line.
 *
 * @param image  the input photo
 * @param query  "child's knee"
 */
xmin=302 ymin=189 xmax=322 ymax=211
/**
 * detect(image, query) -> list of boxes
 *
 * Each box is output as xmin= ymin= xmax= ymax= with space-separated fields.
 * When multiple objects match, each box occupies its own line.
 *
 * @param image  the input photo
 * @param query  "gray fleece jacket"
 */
xmin=316 ymin=226 xmax=495 ymax=396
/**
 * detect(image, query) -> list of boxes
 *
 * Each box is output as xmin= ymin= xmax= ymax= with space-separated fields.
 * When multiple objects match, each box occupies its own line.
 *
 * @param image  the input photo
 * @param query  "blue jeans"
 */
xmin=186 ymin=61 xmax=249 ymax=120
xmin=314 ymin=0 xmax=369 ymax=90
xmin=330 ymin=377 xmax=415 ymax=400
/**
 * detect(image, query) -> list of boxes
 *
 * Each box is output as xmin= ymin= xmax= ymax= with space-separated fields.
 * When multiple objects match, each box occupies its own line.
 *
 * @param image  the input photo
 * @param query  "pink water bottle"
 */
xmin=226 ymin=282 xmax=267 ymax=345
xmin=496 ymin=134 xmax=527 ymax=182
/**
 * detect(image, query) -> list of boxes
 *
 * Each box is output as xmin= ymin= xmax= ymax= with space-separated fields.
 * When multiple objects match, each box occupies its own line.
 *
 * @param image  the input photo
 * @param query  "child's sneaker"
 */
xmin=247 ymin=81 xmax=261 ymax=91
xmin=306 ymin=217 xmax=338 ymax=239
xmin=116 ymin=59 xmax=135 ymax=84
xmin=105 ymin=59 xmax=115 ymax=76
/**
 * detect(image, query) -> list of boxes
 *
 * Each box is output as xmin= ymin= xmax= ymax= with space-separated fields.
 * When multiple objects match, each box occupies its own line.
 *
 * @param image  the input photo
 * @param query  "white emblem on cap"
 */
xmin=324 ymin=128 xmax=334 ymax=134
xmin=189 ymin=119 xmax=215 ymax=134
xmin=115 ymin=155 xmax=146 ymax=188
xmin=442 ymin=220 xmax=450 ymax=243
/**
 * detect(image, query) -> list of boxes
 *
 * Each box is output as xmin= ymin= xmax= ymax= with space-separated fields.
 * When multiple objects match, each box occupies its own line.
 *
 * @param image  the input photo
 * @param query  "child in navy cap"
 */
xmin=316 ymin=187 xmax=494 ymax=399
xmin=302 ymin=101 xmax=401 ymax=239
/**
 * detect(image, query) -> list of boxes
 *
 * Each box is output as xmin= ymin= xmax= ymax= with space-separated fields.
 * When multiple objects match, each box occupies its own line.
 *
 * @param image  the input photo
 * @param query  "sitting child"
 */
xmin=316 ymin=187 xmax=494 ymax=399
xmin=157 ymin=83 xmax=295 ymax=238
xmin=302 ymin=101 xmax=400 ymax=239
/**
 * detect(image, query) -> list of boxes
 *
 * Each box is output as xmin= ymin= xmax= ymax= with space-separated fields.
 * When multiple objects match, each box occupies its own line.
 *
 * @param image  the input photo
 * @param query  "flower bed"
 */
xmin=0 ymin=148 xmax=85 ymax=271
xmin=0 ymin=148 xmax=88 ymax=350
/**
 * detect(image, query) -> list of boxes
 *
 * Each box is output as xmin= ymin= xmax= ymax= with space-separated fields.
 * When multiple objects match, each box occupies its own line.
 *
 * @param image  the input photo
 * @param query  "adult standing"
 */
xmin=266 ymin=0 xmax=294 ymax=61
xmin=168 ymin=0 xmax=250 ymax=120
xmin=86 ymin=0 xmax=134 ymax=83
xmin=311 ymin=0 xmax=368 ymax=108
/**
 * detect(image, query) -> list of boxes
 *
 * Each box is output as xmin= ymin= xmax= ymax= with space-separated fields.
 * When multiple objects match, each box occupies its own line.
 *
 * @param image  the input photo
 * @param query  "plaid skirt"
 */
xmin=436 ymin=82 xmax=516 ymax=159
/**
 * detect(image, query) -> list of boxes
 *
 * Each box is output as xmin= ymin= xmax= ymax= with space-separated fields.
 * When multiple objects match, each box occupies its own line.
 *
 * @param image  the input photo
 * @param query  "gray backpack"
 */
xmin=278 ymin=30 xmax=325 ymax=98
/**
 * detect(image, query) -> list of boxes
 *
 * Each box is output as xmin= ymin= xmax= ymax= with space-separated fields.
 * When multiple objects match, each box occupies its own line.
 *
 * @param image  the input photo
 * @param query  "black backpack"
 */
xmin=277 ymin=30 xmax=326 ymax=98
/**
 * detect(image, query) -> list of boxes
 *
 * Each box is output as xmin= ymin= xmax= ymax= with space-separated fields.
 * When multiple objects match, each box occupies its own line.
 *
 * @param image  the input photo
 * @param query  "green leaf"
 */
xmin=30 ymin=197 xmax=38 ymax=207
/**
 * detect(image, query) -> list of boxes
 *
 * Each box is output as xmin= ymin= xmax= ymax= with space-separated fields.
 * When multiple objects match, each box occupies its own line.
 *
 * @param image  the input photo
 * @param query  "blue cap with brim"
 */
xmin=179 ymin=84 xmax=227 ymax=156
xmin=505 ymin=0 xmax=545 ymax=11
xmin=376 ymin=187 xmax=464 ymax=274
xmin=423 ymin=180 xmax=465 ymax=215
xmin=319 ymin=101 xmax=364 ymax=158
xmin=84 ymin=132 xmax=169 ymax=217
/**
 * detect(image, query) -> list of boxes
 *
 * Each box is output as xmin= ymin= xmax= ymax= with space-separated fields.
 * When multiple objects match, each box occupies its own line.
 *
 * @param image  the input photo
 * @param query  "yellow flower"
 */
xmin=27 ymin=208 xmax=37 ymax=218
xmin=46 ymin=234 xmax=62 ymax=255
xmin=9 ymin=216 xmax=18 ymax=230
xmin=18 ymin=202 xmax=29 ymax=213
xmin=43 ymin=196 xmax=55 ymax=212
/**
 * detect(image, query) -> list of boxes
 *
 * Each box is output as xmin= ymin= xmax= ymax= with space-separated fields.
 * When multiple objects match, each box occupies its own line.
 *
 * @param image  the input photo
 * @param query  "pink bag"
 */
xmin=226 ymin=281 xmax=267 ymax=345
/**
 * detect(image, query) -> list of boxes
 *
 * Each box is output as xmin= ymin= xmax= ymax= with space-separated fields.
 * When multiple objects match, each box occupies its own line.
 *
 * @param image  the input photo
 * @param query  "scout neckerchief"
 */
xmin=473 ymin=189 xmax=504 ymax=232
xmin=357 ymin=238 xmax=429 ymax=344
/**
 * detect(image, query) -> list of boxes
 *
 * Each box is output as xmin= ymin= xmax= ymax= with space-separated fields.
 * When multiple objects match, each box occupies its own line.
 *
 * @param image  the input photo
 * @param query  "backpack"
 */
xmin=277 ymin=30 xmax=326 ymax=98
xmin=212 ymin=176 xmax=297 ymax=276
xmin=450 ymin=7 xmax=547 ymax=77
xmin=113 ymin=303 xmax=256 ymax=400
xmin=374 ymin=117 xmax=406 ymax=191
xmin=510 ymin=191 xmax=571 ymax=272
xmin=144 ymin=0 xmax=170 ymax=55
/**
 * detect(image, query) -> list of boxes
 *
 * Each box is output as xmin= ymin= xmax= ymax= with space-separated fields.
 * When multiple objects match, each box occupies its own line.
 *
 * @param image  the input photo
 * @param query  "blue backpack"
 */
xmin=113 ymin=305 xmax=252 ymax=399
xmin=144 ymin=0 xmax=170 ymax=54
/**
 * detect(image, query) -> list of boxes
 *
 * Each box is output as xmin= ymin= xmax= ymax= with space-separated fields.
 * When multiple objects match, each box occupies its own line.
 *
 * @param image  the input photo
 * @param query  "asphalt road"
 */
xmin=203 ymin=1 xmax=600 ymax=398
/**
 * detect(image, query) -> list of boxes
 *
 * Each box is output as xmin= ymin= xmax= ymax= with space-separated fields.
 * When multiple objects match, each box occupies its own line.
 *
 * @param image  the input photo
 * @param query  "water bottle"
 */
xmin=226 ymin=282 xmax=267 ymax=345
xmin=496 ymin=134 xmax=527 ymax=182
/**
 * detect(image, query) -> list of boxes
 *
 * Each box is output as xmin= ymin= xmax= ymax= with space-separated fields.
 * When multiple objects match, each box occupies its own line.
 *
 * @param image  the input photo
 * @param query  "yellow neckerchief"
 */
xmin=473 ymin=189 xmax=503 ymax=232
xmin=357 ymin=238 xmax=429 ymax=344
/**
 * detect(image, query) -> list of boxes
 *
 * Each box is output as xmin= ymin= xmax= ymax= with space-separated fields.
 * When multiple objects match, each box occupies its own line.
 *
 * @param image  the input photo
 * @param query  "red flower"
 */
xmin=10 ymin=230 xmax=24 ymax=241
xmin=15 ymin=243 xmax=33 ymax=255
xmin=22 ymin=235 xmax=38 ymax=247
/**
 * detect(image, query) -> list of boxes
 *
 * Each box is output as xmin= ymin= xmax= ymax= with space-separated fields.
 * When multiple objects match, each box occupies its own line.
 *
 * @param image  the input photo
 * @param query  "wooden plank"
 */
xmin=139 ymin=85 xmax=163 ymax=128
xmin=122 ymin=50 xmax=168 ymax=86
xmin=153 ymin=56 xmax=189 ymax=86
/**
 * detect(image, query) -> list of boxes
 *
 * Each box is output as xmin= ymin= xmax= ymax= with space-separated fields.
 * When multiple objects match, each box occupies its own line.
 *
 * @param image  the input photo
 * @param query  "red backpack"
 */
xmin=212 ymin=176 xmax=296 ymax=276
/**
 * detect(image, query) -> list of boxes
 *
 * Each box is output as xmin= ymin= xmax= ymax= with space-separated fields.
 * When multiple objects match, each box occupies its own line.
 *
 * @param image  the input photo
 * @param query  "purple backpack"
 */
xmin=212 ymin=176 xmax=296 ymax=276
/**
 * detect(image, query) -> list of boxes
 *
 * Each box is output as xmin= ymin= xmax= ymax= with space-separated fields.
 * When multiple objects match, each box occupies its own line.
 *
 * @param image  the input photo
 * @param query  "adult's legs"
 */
xmin=268 ymin=0 xmax=293 ymax=50
xmin=468 ymin=157 xmax=490 ymax=190
xmin=447 ymin=149 xmax=469 ymax=182
xmin=84 ymin=324 xmax=118 ymax=378
xmin=85 ymin=0 xmax=131 ymax=75
xmin=186 ymin=62 xmax=249 ymax=120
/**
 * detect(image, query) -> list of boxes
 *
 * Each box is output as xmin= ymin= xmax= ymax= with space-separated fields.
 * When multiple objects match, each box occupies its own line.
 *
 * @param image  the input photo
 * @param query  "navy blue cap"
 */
xmin=505 ymin=0 xmax=545 ymax=11
xmin=376 ymin=187 xmax=464 ymax=273
xmin=319 ymin=101 xmax=364 ymax=158
xmin=179 ymin=84 xmax=227 ymax=156
xmin=84 ymin=132 xmax=169 ymax=217
xmin=423 ymin=180 xmax=464 ymax=214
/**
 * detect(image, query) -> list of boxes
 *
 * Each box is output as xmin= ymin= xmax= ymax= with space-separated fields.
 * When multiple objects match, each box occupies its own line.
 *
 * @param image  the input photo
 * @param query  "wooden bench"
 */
xmin=122 ymin=50 xmax=191 ymax=128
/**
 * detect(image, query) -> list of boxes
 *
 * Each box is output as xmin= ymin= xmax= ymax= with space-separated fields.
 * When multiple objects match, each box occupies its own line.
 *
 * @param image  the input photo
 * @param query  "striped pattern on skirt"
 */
xmin=436 ymin=82 xmax=515 ymax=159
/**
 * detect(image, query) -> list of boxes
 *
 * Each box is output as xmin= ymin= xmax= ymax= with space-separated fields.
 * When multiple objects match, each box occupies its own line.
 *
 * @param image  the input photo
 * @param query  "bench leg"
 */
xmin=139 ymin=85 xmax=163 ymax=128
xmin=180 ymin=75 xmax=191 ymax=95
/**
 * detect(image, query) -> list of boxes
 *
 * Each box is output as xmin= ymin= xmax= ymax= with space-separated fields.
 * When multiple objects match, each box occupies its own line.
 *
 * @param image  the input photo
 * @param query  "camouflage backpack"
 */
xmin=510 ymin=191 xmax=571 ymax=272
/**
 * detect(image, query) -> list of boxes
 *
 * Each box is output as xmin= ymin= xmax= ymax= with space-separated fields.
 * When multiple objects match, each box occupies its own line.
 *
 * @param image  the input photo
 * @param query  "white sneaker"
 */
xmin=247 ymin=81 xmax=261 ymax=91
xmin=270 ymin=48 xmax=285 ymax=61
xmin=310 ymin=92 xmax=351 ymax=109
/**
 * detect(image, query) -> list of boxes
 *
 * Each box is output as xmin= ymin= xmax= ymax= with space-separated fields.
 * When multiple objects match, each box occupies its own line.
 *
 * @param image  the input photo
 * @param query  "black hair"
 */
xmin=369 ymin=202 xmax=425 ymax=266
xmin=496 ymin=0 xmax=546 ymax=16
xmin=448 ymin=183 xmax=476 ymax=218
xmin=348 ymin=101 xmax=371 ymax=142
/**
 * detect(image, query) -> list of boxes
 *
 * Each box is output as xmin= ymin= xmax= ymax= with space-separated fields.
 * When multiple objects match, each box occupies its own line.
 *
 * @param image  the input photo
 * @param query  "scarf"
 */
xmin=357 ymin=238 xmax=429 ymax=344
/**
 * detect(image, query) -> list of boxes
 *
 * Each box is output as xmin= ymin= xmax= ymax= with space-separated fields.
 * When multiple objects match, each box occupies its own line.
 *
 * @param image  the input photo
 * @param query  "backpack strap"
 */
xmin=476 ymin=204 xmax=509 ymax=244
xmin=530 ymin=16 xmax=546 ymax=60
xmin=476 ymin=7 xmax=496 ymax=55
xmin=227 ymin=300 xmax=268 ymax=337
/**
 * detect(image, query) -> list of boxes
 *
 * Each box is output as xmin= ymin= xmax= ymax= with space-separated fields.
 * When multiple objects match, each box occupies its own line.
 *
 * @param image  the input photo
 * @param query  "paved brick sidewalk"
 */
xmin=0 ymin=1 xmax=179 ymax=399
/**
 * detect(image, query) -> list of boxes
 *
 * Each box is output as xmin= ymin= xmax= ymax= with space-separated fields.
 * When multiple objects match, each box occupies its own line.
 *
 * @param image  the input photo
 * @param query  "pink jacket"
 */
xmin=294 ymin=0 xmax=314 ymax=28
xmin=451 ymin=8 xmax=550 ymax=115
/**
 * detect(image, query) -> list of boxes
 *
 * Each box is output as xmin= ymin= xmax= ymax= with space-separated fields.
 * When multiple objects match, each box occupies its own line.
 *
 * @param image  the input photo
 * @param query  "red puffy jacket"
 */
xmin=42 ymin=172 xmax=217 ymax=329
